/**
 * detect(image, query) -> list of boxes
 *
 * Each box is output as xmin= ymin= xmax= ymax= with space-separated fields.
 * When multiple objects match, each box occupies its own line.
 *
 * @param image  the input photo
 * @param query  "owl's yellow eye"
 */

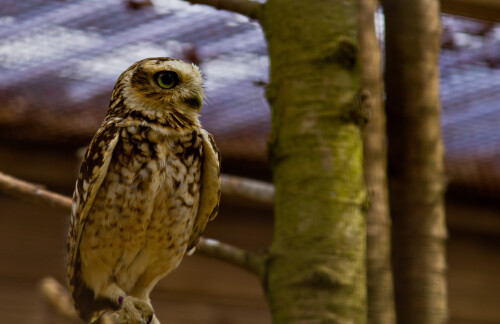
xmin=154 ymin=71 xmax=179 ymax=89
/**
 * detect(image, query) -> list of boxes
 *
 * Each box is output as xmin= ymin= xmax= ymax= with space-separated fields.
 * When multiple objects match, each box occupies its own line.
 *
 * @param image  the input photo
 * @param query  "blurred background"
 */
xmin=0 ymin=0 xmax=499 ymax=323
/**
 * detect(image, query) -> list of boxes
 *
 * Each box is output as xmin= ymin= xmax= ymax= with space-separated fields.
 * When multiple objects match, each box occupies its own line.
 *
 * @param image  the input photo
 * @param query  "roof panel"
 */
xmin=0 ymin=2 xmax=499 ymax=194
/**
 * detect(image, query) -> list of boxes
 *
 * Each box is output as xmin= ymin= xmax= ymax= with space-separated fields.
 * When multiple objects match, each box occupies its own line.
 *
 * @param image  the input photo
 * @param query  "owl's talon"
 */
xmin=117 ymin=296 xmax=154 ymax=324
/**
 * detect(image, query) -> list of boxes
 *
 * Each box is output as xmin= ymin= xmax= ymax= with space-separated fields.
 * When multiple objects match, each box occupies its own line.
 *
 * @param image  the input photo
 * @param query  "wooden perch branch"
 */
xmin=221 ymin=174 xmax=274 ymax=205
xmin=0 ymin=172 xmax=72 ymax=211
xmin=184 ymin=0 xmax=262 ymax=20
xmin=76 ymin=148 xmax=275 ymax=205
xmin=198 ymin=237 xmax=265 ymax=276
xmin=0 ymin=171 xmax=265 ymax=275
xmin=39 ymin=277 xmax=114 ymax=323
xmin=39 ymin=277 xmax=80 ymax=322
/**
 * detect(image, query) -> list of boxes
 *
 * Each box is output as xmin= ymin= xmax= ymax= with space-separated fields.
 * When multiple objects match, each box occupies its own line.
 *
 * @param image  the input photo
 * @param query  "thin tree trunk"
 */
xmin=262 ymin=0 xmax=367 ymax=323
xmin=358 ymin=0 xmax=396 ymax=323
xmin=383 ymin=0 xmax=448 ymax=323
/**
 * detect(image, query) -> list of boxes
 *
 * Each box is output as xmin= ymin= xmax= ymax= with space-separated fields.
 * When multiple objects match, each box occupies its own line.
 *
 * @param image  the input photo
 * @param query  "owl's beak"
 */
xmin=184 ymin=92 xmax=203 ymax=111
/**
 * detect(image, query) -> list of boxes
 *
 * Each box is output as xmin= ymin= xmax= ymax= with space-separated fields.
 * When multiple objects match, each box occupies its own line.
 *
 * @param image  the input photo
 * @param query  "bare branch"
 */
xmin=184 ymin=0 xmax=262 ymax=20
xmin=221 ymin=174 xmax=274 ymax=205
xmin=0 ymin=171 xmax=265 ymax=275
xmin=198 ymin=237 xmax=265 ymax=276
xmin=39 ymin=277 xmax=115 ymax=324
xmin=0 ymin=172 xmax=72 ymax=210
xmin=39 ymin=277 xmax=79 ymax=321
xmin=77 ymin=148 xmax=275 ymax=205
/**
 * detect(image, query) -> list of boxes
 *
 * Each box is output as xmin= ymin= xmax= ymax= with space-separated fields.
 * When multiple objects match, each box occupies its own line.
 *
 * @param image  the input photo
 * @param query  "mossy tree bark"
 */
xmin=262 ymin=0 xmax=367 ymax=323
xmin=383 ymin=0 xmax=448 ymax=323
xmin=358 ymin=0 xmax=396 ymax=323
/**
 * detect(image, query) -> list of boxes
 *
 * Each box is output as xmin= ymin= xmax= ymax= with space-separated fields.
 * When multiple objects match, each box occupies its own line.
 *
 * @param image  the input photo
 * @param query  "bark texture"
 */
xmin=358 ymin=1 xmax=396 ymax=323
xmin=262 ymin=0 xmax=367 ymax=323
xmin=383 ymin=0 xmax=448 ymax=323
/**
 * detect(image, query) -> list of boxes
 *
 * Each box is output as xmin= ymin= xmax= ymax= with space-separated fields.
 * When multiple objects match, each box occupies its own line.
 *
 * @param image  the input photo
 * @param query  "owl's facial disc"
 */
xmin=123 ymin=58 xmax=205 ymax=120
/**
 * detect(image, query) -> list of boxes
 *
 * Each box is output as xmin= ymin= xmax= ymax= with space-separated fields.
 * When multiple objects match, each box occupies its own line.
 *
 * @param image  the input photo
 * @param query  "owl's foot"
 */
xmin=117 ymin=295 xmax=154 ymax=324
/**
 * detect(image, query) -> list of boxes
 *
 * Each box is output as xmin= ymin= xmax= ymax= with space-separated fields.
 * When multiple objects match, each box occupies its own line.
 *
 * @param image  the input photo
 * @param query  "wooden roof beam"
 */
xmin=441 ymin=0 xmax=500 ymax=22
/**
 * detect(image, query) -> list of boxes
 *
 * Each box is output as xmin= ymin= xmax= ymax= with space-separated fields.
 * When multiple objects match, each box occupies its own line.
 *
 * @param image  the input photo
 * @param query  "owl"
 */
xmin=67 ymin=58 xmax=221 ymax=324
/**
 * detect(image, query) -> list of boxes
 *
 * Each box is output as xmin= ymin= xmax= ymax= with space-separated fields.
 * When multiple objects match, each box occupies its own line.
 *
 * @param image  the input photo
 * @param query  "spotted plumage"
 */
xmin=67 ymin=58 xmax=221 ymax=324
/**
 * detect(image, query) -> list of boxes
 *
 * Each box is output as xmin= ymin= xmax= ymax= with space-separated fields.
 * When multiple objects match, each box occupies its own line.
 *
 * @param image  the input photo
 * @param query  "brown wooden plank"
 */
xmin=1 ymin=147 xmax=500 ymax=323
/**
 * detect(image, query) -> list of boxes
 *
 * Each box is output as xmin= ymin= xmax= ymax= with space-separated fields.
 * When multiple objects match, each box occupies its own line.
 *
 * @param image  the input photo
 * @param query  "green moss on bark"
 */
xmin=262 ymin=0 xmax=367 ymax=323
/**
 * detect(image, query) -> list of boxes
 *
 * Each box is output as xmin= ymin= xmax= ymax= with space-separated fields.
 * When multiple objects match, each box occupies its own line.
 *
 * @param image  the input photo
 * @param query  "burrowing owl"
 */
xmin=67 ymin=58 xmax=221 ymax=324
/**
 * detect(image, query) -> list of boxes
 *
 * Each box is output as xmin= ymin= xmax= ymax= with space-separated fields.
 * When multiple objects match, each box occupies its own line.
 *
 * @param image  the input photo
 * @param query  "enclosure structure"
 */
xmin=0 ymin=0 xmax=500 ymax=323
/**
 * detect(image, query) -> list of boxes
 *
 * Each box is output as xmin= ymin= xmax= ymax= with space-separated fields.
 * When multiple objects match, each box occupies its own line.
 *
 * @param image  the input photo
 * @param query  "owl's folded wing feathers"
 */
xmin=67 ymin=120 xmax=121 ymax=321
xmin=187 ymin=130 xmax=221 ymax=253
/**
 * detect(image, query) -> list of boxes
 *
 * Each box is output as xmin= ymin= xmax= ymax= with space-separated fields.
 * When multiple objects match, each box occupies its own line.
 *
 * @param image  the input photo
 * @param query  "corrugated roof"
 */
xmin=0 ymin=0 xmax=269 ymax=162
xmin=0 ymin=1 xmax=499 ymax=193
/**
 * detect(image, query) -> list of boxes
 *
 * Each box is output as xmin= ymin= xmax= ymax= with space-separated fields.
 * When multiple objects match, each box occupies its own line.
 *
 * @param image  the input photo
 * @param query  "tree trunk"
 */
xmin=262 ymin=0 xmax=367 ymax=323
xmin=358 ymin=1 xmax=396 ymax=323
xmin=383 ymin=0 xmax=448 ymax=323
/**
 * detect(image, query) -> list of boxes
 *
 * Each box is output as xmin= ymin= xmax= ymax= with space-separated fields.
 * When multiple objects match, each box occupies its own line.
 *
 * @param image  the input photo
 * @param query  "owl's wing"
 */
xmin=187 ymin=130 xmax=221 ymax=252
xmin=67 ymin=120 xmax=121 ymax=321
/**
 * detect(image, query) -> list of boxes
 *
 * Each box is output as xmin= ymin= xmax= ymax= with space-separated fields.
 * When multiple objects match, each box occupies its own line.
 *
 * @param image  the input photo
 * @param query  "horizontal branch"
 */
xmin=0 ymin=171 xmax=264 ymax=275
xmin=76 ymin=149 xmax=275 ymax=205
xmin=198 ymin=237 xmax=265 ymax=276
xmin=221 ymin=174 xmax=274 ymax=205
xmin=0 ymin=172 xmax=72 ymax=210
xmin=39 ymin=277 xmax=115 ymax=323
xmin=184 ymin=0 xmax=262 ymax=20
xmin=39 ymin=277 xmax=80 ymax=322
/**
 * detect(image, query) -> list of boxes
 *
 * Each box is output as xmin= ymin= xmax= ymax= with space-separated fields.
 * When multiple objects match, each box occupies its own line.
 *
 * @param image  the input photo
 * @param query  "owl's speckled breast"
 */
xmin=79 ymin=123 xmax=203 ymax=296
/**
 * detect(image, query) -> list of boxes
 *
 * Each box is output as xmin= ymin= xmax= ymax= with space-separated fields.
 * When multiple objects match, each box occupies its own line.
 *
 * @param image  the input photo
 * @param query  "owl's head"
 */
xmin=112 ymin=57 xmax=205 ymax=124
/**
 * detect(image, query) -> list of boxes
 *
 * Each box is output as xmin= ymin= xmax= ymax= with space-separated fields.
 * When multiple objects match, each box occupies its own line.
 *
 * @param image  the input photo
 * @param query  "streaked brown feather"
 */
xmin=67 ymin=120 xmax=121 ymax=321
xmin=187 ymin=130 xmax=221 ymax=251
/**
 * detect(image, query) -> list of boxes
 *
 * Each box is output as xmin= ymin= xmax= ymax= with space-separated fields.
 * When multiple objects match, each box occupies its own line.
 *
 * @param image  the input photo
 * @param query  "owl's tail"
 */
xmin=68 ymin=255 xmax=119 ymax=323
